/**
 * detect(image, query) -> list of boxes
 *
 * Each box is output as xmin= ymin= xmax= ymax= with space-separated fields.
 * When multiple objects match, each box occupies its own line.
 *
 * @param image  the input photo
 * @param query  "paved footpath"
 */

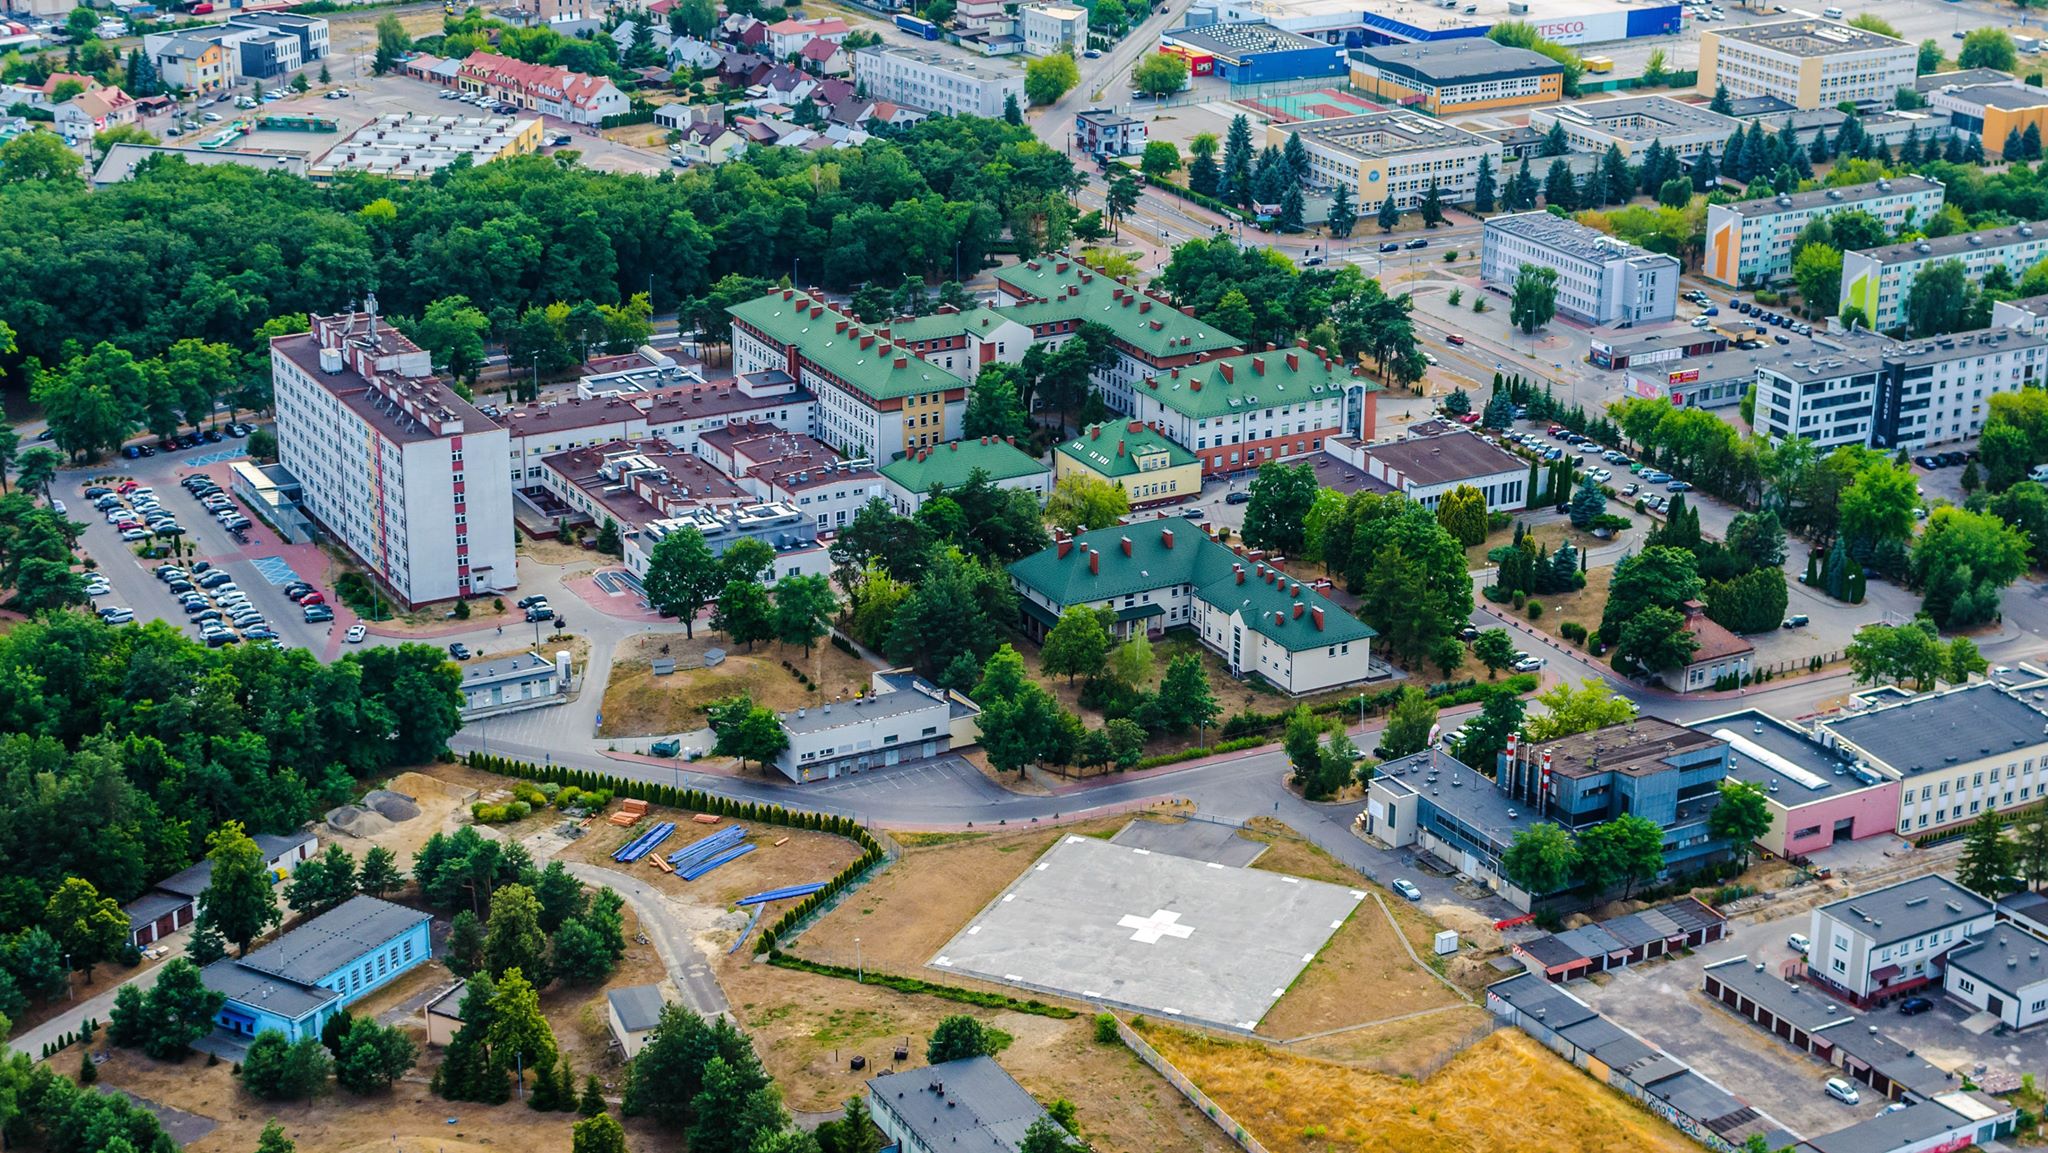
xmin=562 ymin=860 xmax=731 ymax=1022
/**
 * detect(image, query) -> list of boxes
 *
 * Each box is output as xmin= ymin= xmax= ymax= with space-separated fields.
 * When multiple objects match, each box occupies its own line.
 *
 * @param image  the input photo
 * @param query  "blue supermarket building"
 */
xmin=201 ymin=895 xmax=433 ymax=1042
xmin=1161 ymin=22 xmax=1345 ymax=85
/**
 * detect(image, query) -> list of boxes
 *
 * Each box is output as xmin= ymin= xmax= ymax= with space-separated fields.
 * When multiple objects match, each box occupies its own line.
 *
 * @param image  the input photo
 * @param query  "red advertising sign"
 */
xmin=1667 ymin=368 xmax=1699 ymax=386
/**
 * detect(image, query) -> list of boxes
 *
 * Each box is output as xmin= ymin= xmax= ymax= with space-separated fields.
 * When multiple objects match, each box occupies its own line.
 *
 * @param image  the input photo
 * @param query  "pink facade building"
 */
xmin=1696 ymin=708 xmax=1902 ymax=859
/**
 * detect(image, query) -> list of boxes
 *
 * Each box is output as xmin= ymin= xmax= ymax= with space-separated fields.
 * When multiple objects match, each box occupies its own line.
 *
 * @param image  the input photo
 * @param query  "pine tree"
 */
xmin=1474 ymin=153 xmax=1497 ymax=213
xmin=1543 ymin=158 xmax=1577 ymax=210
xmin=1693 ymin=147 xmax=1718 ymax=191
xmin=580 ymin=1074 xmax=608 ymax=1117
xmin=1325 ymin=182 xmax=1356 ymax=238
xmin=1377 ymin=192 xmax=1398 ymax=233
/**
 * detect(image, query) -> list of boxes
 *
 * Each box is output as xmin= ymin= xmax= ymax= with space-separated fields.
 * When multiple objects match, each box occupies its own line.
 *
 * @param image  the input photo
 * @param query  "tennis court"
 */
xmin=1237 ymin=87 xmax=1385 ymax=124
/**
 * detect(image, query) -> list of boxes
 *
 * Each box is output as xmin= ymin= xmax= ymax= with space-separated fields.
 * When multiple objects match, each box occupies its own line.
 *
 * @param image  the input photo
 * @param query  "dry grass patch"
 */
xmin=1509 ymin=562 xmax=1613 ymax=655
xmin=1257 ymin=901 xmax=1461 ymax=1040
xmin=599 ymin=633 xmax=874 ymax=737
xmin=1139 ymin=1021 xmax=1702 ymax=1153
xmin=1289 ymin=1005 xmax=1493 ymax=1077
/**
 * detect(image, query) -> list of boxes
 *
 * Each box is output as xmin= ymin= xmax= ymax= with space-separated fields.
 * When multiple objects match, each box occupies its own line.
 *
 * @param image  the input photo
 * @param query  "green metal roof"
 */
xmin=1055 ymin=422 xmax=1197 ymax=480
xmin=886 ymin=307 xmax=1015 ymax=344
xmin=1008 ymin=524 xmax=1374 ymax=653
xmin=1136 ymin=347 xmax=1377 ymax=421
xmin=992 ymin=258 xmax=1245 ymax=360
xmin=879 ymin=438 xmax=1049 ymax=492
xmin=728 ymin=291 xmax=970 ymax=401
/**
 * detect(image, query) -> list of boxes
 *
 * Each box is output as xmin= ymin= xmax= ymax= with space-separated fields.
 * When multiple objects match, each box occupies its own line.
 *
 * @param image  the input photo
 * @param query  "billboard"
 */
xmin=1667 ymin=368 xmax=1699 ymax=386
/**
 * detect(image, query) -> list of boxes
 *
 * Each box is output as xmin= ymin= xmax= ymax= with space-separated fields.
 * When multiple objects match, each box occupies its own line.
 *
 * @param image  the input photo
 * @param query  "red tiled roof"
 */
xmin=457 ymin=51 xmax=616 ymax=111
xmin=1684 ymin=613 xmax=1755 ymax=664
xmin=799 ymin=37 xmax=841 ymax=62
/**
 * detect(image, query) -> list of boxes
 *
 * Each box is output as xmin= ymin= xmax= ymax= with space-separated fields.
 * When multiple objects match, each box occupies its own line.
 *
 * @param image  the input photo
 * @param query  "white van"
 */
xmin=1823 ymin=5 xmax=1843 ymax=16
xmin=2029 ymin=464 xmax=2048 ymax=483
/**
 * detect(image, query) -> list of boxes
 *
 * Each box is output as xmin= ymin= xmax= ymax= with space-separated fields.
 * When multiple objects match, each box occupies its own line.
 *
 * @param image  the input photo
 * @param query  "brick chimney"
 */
xmin=781 ymin=288 xmax=794 ymax=300
xmin=834 ymin=319 xmax=848 ymax=333
xmin=1219 ymin=363 xmax=1234 ymax=383
xmin=1058 ymin=537 xmax=1073 ymax=559
xmin=859 ymin=334 xmax=875 ymax=350
xmin=1120 ymin=536 xmax=1132 ymax=556
xmin=1311 ymin=606 xmax=1324 ymax=630
xmin=1181 ymin=305 xmax=1196 ymax=316
xmin=1286 ymin=352 xmax=1299 ymax=372
xmin=1293 ymin=602 xmax=1304 ymax=619
xmin=1161 ymin=528 xmax=1174 ymax=549
xmin=1116 ymin=441 xmax=1125 ymax=456
xmin=1089 ymin=549 xmax=1099 ymax=575
xmin=1140 ymin=300 xmax=1152 ymax=313
xmin=1234 ymin=564 xmax=1245 ymax=585
xmin=893 ymin=356 xmax=908 ymax=368
xmin=1252 ymin=356 xmax=1265 ymax=376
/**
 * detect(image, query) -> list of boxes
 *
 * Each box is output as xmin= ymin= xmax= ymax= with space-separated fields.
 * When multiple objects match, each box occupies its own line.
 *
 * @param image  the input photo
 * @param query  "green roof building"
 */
xmin=1008 ymin=523 xmax=1375 ymax=695
xmin=1128 ymin=344 xmax=1377 ymax=478
xmin=878 ymin=436 xmax=1052 ymax=513
xmin=1052 ymin=421 xmax=1203 ymax=507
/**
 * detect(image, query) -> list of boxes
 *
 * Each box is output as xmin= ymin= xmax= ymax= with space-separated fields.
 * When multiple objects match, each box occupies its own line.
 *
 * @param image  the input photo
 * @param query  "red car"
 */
xmin=1458 ymin=413 xmax=1481 ymax=424
xmin=297 ymin=591 xmax=325 ymax=606
xmin=117 ymin=480 xmax=139 ymax=494
xmin=1547 ymin=425 xmax=1564 ymax=436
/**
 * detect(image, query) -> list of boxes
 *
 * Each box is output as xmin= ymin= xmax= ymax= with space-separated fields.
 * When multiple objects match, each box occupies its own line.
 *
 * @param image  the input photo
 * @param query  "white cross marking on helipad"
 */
xmin=1118 ymin=908 xmax=1195 ymax=944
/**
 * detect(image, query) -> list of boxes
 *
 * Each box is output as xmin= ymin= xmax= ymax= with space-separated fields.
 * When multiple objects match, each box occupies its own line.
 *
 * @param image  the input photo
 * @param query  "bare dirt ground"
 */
xmin=556 ymin=808 xmax=862 ymax=912
xmin=1140 ymin=1022 xmax=1703 ymax=1153
xmin=600 ymin=633 xmax=876 ymax=737
xmin=324 ymin=768 xmax=486 ymax=868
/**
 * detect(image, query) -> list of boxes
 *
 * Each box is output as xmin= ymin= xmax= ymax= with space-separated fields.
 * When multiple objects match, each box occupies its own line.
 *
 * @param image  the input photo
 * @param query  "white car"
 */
xmin=345 ymin=623 xmax=368 ymax=644
xmin=1825 ymin=1078 xmax=1860 ymax=1106
xmin=1513 ymin=655 xmax=1546 ymax=672
xmin=1391 ymin=878 xmax=1423 ymax=901
xmin=99 ymin=608 xmax=135 ymax=625
xmin=1788 ymin=932 xmax=1811 ymax=954
xmin=1591 ymin=468 xmax=1613 ymax=482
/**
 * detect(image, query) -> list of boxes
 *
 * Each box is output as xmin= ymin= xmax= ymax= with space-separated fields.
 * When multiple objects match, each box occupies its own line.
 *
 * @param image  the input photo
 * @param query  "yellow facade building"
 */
xmin=1346 ymin=39 xmax=1562 ymax=116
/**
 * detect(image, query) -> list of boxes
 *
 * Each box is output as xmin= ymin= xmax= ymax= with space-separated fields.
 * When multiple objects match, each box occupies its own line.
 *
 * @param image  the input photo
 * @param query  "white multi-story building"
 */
xmin=1698 ymin=18 xmax=1916 ymax=111
xmin=1751 ymin=326 xmax=2047 ymax=450
xmin=1019 ymin=4 xmax=1087 ymax=55
xmin=729 ymin=290 xmax=968 ymax=462
xmin=1842 ymin=221 xmax=2048 ymax=332
xmin=1124 ymin=346 xmax=1365 ymax=478
xmin=1276 ymin=109 xmax=1497 ymax=208
xmin=270 ymin=303 xmax=515 ymax=604
xmin=1481 ymin=212 xmax=1680 ymax=327
xmin=1526 ymin=94 xmax=1740 ymax=160
xmin=1704 ymin=177 xmax=1946 ymax=287
xmin=852 ymin=43 xmax=1025 ymax=117
xmin=696 ymin=423 xmax=883 ymax=533
xmin=1818 ymin=682 xmax=2048 ymax=839
xmin=1808 ymin=875 xmax=1995 ymax=1004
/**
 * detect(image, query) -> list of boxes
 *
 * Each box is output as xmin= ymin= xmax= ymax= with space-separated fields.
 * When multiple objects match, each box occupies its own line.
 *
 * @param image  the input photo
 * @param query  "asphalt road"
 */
xmin=563 ymin=860 xmax=732 ymax=1021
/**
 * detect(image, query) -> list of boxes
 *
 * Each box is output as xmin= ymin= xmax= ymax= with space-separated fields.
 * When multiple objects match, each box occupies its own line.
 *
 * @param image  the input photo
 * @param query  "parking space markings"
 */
xmin=186 ymin=449 xmax=248 ymax=467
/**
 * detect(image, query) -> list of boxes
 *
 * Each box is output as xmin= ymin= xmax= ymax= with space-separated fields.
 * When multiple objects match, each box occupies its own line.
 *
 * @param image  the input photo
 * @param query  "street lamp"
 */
xmin=855 ymin=937 xmax=862 ymax=983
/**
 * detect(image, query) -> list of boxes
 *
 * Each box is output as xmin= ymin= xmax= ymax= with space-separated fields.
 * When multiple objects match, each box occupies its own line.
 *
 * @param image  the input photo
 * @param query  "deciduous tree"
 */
xmin=1502 ymin=823 xmax=1577 ymax=895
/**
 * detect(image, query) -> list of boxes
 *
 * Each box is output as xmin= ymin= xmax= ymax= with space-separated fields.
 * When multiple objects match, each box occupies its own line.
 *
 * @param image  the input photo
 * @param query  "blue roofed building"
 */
xmin=202 ymin=895 xmax=432 ymax=1042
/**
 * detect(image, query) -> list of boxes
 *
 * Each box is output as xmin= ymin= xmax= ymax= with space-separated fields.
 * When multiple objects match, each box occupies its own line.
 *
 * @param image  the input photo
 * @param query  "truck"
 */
xmin=1582 ymin=55 xmax=1614 ymax=73
xmin=895 ymin=13 xmax=940 ymax=39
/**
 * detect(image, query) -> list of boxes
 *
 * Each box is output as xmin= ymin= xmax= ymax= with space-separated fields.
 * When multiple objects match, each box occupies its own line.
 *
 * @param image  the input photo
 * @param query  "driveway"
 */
xmin=562 ymin=861 xmax=730 ymax=1021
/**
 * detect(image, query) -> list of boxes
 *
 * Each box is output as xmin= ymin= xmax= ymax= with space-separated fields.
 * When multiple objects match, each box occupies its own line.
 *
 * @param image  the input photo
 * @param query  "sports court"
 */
xmin=1237 ymin=87 xmax=1386 ymax=124
xmin=931 ymin=834 xmax=1364 ymax=1032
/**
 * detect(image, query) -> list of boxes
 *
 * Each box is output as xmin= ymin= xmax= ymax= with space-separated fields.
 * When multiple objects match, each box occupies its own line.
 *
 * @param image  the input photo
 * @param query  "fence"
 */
xmin=1116 ymin=1018 xmax=1272 ymax=1153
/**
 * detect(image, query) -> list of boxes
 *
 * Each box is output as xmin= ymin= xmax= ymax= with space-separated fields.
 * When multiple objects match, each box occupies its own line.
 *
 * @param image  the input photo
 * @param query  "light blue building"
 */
xmin=201 ymin=895 xmax=433 ymax=1042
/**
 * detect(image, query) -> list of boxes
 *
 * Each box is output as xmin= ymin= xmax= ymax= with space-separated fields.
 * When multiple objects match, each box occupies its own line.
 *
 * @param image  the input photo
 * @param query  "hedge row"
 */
xmin=1218 ymin=673 xmax=1541 ymax=741
xmin=462 ymin=752 xmax=889 ymax=952
xmin=764 ymin=952 xmax=1077 ymax=1018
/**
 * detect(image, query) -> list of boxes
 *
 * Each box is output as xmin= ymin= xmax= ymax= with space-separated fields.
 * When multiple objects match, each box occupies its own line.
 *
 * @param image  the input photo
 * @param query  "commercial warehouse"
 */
xmin=1160 ymin=21 xmax=1344 ymax=84
xmin=1345 ymin=38 xmax=1561 ymax=114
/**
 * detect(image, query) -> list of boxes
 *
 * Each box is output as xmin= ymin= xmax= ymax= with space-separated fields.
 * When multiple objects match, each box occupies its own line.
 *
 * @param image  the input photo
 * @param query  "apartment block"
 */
xmin=852 ymin=43 xmax=1025 ymax=118
xmin=1704 ymin=177 xmax=1945 ymax=287
xmin=270 ymin=302 xmax=515 ymax=604
xmin=1019 ymin=4 xmax=1086 ymax=55
xmin=1752 ymin=325 xmax=2046 ymax=450
xmin=1481 ymin=212 xmax=1680 ymax=327
xmin=1840 ymin=221 xmax=2048 ymax=332
xmin=1697 ymin=18 xmax=1916 ymax=111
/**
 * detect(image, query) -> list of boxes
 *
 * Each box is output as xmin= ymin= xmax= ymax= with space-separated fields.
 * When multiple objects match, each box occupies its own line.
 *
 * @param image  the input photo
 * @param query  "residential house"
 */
xmin=457 ymin=51 xmax=629 ymax=125
xmin=152 ymin=36 xmax=229 ymax=93
xmin=763 ymin=15 xmax=846 ymax=59
xmin=53 ymin=84 xmax=135 ymax=138
xmin=798 ymin=37 xmax=849 ymax=76
xmin=1671 ymin=600 xmax=1754 ymax=694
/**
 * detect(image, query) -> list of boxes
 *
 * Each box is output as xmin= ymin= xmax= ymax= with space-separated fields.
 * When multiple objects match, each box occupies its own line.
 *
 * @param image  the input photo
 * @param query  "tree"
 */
xmin=573 ymin=1114 xmax=628 ymax=1153
xmin=1791 ymin=243 xmax=1842 ymax=321
xmin=623 ymin=1003 xmax=767 ymax=1130
xmin=405 ymin=296 xmax=492 ymax=384
xmin=1454 ymin=687 xmax=1525 ymax=770
xmin=1577 ymin=813 xmax=1665 ymax=898
xmin=445 ymin=911 xmax=486 ymax=978
xmin=1133 ymin=50 xmax=1190 ymax=98
xmin=1240 ymin=461 xmax=1317 ymax=555
xmin=1913 ymin=507 xmax=2029 ymax=628
xmin=1024 ymin=52 xmax=1079 ymax=106
xmin=1187 ymin=132 xmax=1221 ymax=197
xmin=1960 ymin=27 xmax=2018 ymax=71
xmin=241 ymin=1032 xmax=333 ymax=1102
xmin=1502 ymin=823 xmax=1578 ymax=895
xmin=1524 ymin=679 xmax=1637 ymax=741
xmin=1474 ymin=154 xmax=1497 ymax=214
xmin=1418 ymin=179 xmax=1445 ymax=228
xmin=255 ymin=1121 xmax=295 ymax=1153
xmin=1377 ymin=685 xmax=1438 ymax=758
xmin=43 ymin=877 xmax=126 ymax=983
xmin=200 ymin=821 xmax=281 ymax=957
xmin=1959 ymin=810 xmax=2017 ymax=896
xmin=1709 ymin=780 xmax=1774 ymax=867
xmin=483 ymin=884 xmax=551 ymax=983
xmin=1141 ymin=141 xmax=1181 ymax=181
xmin=1326 ymin=183 xmax=1356 ymax=238
xmin=643 ymin=525 xmax=719 ymax=638
xmin=1543 ymin=159 xmax=1577 ymax=210
xmin=1599 ymin=546 xmax=1702 ymax=645
xmin=1905 ymin=259 xmax=1977 ymax=337
xmin=1377 ymin=193 xmax=1399 ymax=233
xmin=707 ymin=696 xmax=790 ymax=770
xmin=709 ymin=579 xmax=774 ymax=651
xmin=1155 ymin=652 xmax=1220 ymax=743
xmin=485 ymin=969 xmax=557 ymax=1094
xmin=288 ymin=844 xmax=359 ymax=916
xmin=1510 ymin=263 xmax=1560 ymax=334
xmin=580 ymin=1075 xmax=608 ymax=1118
xmin=1021 ymin=1116 xmax=1079 ymax=1153
xmin=926 ymin=1015 xmax=1006 ymax=1063
xmin=357 ymin=847 xmax=401 ymax=899
xmin=1040 ymin=606 xmax=1110 ymax=683
xmin=1471 ymin=628 xmax=1517 ymax=679
xmin=771 ymin=574 xmax=837 ymax=654
xmin=1567 ymin=474 xmax=1606 ymax=530
xmin=2018 ymin=817 xmax=2048 ymax=893
xmin=334 ymin=1017 xmax=418 ymax=1094
xmin=1044 ymin=473 xmax=1130 ymax=533
xmin=1353 ymin=505 xmax=1473 ymax=669
xmin=1918 ymin=38 xmax=1944 ymax=74
xmin=1221 ymin=114 xmax=1255 ymax=205
xmin=1434 ymin=485 xmax=1487 ymax=547
xmin=1616 ymin=604 xmax=1698 ymax=675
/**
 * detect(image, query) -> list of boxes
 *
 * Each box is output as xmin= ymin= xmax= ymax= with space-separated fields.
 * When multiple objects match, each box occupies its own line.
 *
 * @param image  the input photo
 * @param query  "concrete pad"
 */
xmin=1109 ymin=818 xmax=1267 ymax=867
xmin=1960 ymin=1011 xmax=2002 ymax=1036
xmin=931 ymin=835 xmax=1363 ymax=1033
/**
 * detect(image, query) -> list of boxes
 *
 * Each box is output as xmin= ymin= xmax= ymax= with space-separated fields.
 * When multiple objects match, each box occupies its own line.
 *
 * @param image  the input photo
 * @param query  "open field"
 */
xmin=557 ymin=806 xmax=862 ymax=910
xmin=1256 ymin=898 xmax=1461 ymax=1040
xmin=599 ymin=633 xmax=876 ymax=737
xmin=1139 ymin=1021 xmax=1702 ymax=1153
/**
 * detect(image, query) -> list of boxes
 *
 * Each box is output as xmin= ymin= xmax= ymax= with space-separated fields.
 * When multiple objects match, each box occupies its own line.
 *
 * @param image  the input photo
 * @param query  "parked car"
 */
xmin=1666 ymin=480 xmax=1693 ymax=492
xmin=517 ymin=594 xmax=550 ymax=609
xmin=1825 ymin=1079 xmax=1861 ymax=1106
xmin=1391 ymin=879 xmax=1423 ymax=901
xmin=448 ymin=642 xmax=471 ymax=660
xmin=1787 ymin=932 xmax=1811 ymax=953
xmin=1513 ymin=655 xmax=1545 ymax=672
xmin=303 ymin=604 xmax=334 ymax=623
xmin=1225 ymin=491 xmax=1252 ymax=504
xmin=1897 ymin=996 xmax=1935 ymax=1016
xmin=1783 ymin=615 xmax=1810 ymax=629
xmin=650 ymin=738 xmax=682 ymax=758
xmin=345 ymin=623 xmax=368 ymax=643
xmin=98 ymin=608 xmax=135 ymax=625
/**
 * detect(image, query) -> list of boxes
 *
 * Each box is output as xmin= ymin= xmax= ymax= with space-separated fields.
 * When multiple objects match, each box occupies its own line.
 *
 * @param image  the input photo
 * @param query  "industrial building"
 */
xmin=1204 ymin=0 xmax=1682 ymax=47
xmin=774 ymin=671 xmax=980 ymax=782
xmin=202 ymin=896 xmax=433 ymax=1042
xmin=1527 ymin=94 xmax=1740 ymax=160
xmin=270 ymin=303 xmax=516 ymax=605
xmin=1697 ymin=18 xmax=1917 ymax=111
xmin=1008 ymin=524 xmax=1375 ymax=695
xmin=1704 ymin=177 xmax=1946 ymax=287
xmin=1481 ymin=212 xmax=1679 ymax=327
xmin=307 ymin=113 xmax=544 ymax=182
xmin=1159 ymin=21 xmax=1344 ymax=84
xmin=1345 ymin=38 xmax=1561 ymax=114
xmin=1752 ymin=325 xmax=2048 ymax=451
xmin=1691 ymin=709 xmax=1902 ymax=858
xmin=1278 ymin=109 xmax=1499 ymax=209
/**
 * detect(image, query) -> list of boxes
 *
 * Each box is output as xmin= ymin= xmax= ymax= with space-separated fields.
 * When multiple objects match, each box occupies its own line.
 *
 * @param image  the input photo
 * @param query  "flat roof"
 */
xmin=1167 ymin=20 xmax=1329 ymax=58
xmin=1724 ymin=94 xmax=1799 ymax=118
xmin=1376 ymin=748 xmax=1540 ymax=851
xmin=1997 ymin=293 xmax=2048 ymax=318
xmin=1359 ymin=428 xmax=1523 ymax=488
xmin=781 ymin=683 xmax=948 ymax=735
xmin=1822 ymin=682 xmax=2048 ymax=775
xmin=461 ymin=651 xmax=556 ymax=687
xmin=1943 ymin=83 xmax=2048 ymax=111
xmin=1288 ymin=108 xmax=1495 ymax=161
xmin=202 ymin=956 xmax=337 ymax=1021
xmin=1712 ymin=17 xmax=1909 ymax=57
xmin=1722 ymin=176 xmax=1942 ymax=219
xmin=1534 ymin=717 xmax=1722 ymax=780
xmin=867 ymin=1057 xmax=1049 ymax=1153
xmin=542 ymin=439 xmax=749 ymax=530
xmin=92 ymin=143 xmax=305 ymax=185
xmin=273 ymin=324 xmax=499 ymax=447
xmin=1702 ymin=957 xmax=1959 ymax=1100
xmin=1539 ymin=94 xmax=1740 ymax=142
xmin=1693 ymin=709 xmax=1877 ymax=801
xmin=1915 ymin=67 xmax=2020 ymax=93
xmin=1801 ymin=1102 xmax=1982 ymax=1153
xmin=1486 ymin=211 xmax=1678 ymax=270
xmin=1347 ymin=38 xmax=1559 ymax=84
xmin=1856 ymin=220 xmax=2048 ymax=268
xmin=606 ymin=984 xmax=667 ymax=1033
xmin=1816 ymin=874 xmax=1992 ymax=947
xmin=1947 ymin=924 xmax=2048 ymax=1000
xmin=1887 ymin=325 xmax=2048 ymax=368
xmin=235 ymin=895 xmax=430 ymax=987
xmin=853 ymin=42 xmax=1020 ymax=82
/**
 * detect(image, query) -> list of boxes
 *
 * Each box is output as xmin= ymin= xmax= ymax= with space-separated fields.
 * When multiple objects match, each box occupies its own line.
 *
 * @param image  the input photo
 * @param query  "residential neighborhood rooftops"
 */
xmin=728 ymin=291 xmax=970 ymax=401
xmin=1822 ymin=683 xmax=2048 ymax=774
xmin=1054 ymin=421 xmax=1197 ymax=479
xmin=1816 ymin=874 xmax=1992 ymax=946
xmin=1721 ymin=176 xmax=1942 ymax=217
xmin=992 ymin=258 xmax=1245 ymax=361
xmin=867 ymin=1057 xmax=1050 ymax=1153
xmin=880 ymin=437 xmax=1047 ymax=492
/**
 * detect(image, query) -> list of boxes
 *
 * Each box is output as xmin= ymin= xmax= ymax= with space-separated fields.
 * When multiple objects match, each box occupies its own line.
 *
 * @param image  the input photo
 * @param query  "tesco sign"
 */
xmin=1526 ymin=10 xmax=1630 ymax=44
